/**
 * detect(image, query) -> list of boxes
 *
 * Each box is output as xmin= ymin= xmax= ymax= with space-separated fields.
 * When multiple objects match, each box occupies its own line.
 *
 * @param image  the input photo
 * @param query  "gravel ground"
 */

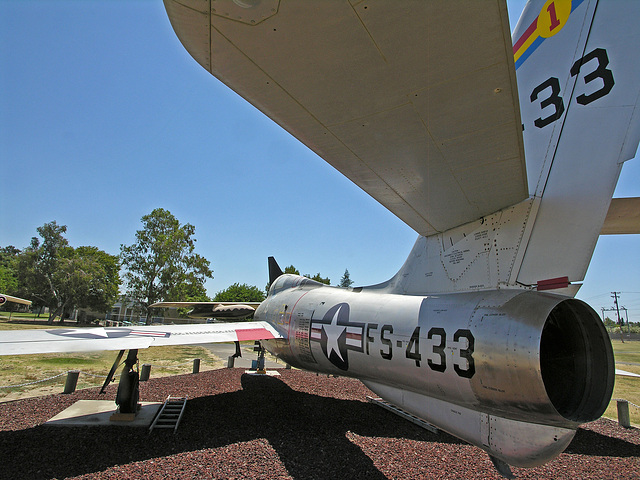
xmin=0 ymin=368 xmax=638 ymax=479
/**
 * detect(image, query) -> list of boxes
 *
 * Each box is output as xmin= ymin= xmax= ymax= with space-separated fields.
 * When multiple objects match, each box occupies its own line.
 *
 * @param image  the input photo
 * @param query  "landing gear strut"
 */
xmin=254 ymin=341 xmax=266 ymax=374
xmin=101 ymin=349 xmax=140 ymax=414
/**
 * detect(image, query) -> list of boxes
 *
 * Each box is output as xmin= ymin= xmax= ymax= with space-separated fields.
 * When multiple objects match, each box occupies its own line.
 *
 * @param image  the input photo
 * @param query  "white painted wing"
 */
xmin=163 ymin=0 xmax=527 ymax=235
xmin=0 ymin=322 xmax=283 ymax=356
xmin=150 ymin=302 xmax=261 ymax=308
xmin=0 ymin=294 xmax=32 ymax=306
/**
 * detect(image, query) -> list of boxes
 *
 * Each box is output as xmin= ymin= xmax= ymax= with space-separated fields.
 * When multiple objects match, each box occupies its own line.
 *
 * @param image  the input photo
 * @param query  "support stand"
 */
xmin=253 ymin=341 xmax=266 ymax=374
xmin=101 ymin=349 xmax=140 ymax=416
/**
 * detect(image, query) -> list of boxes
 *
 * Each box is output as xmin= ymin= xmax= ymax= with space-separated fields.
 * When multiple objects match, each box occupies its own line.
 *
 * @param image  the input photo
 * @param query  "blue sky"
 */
xmin=1 ymin=1 xmax=638 ymax=322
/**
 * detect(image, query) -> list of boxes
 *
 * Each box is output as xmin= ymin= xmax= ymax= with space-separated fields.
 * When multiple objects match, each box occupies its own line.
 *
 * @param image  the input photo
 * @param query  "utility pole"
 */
xmin=622 ymin=306 xmax=630 ymax=336
xmin=611 ymin=292 xmax=624 ymax=343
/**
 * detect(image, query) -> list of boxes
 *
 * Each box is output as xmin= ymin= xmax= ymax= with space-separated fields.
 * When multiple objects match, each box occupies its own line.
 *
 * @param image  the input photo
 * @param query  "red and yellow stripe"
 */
xmin=513 ymin=0 xmax=584 ymax=69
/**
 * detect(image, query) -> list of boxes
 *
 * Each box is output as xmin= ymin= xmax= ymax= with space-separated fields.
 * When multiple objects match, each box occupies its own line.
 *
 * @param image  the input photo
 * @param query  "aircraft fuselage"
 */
xmin=255 ymin=274 xmax=614 ymax=467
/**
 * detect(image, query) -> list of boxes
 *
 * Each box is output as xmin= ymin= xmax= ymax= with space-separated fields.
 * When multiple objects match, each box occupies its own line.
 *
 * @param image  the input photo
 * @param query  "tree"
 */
xmin=266 ymin=265 xmax=330 ymax=291
xmin=120 ymin=208 xmax=213 ymax=324
xmin=339 ymin=269 xmax=354 ymax=288
xmin=214 ymin=283 xmax=266 ymax=302
xmin=0 ymin=246 xmax=20 ymax=297
xmin=0 ymin=246 xmax=23 ymax=313
xmin=74 ymin=246 xmax=121 ymax=319
xmin=283 ymin=265 xmax=330 ymax=285
xmin=306 ymin=273 xmax=330 ymax=285
xmin=284 ymin=265 xmax=300 ymax=275
xmin=282 ymin=265 xmax=331 ymax=284
xmin=15 ymin=222 xmax=120 ymax=323
xmin=16 ymin=222 xmax=70 ymax=322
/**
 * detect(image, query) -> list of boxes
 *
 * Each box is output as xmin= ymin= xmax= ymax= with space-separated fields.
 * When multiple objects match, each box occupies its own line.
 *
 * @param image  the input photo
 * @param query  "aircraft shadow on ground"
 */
xmin=0 ymin=374 xmax=458 ymax=480
xmin=0 ymin=374 xmax=635 ymax=480
xmin=565 ymin=426 xmax=640 ymax=458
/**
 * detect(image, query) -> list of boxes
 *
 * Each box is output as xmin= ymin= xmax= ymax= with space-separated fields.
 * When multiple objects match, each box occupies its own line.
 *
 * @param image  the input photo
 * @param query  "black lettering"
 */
xmin=428 ymin=327 xmax=446 ymax=372
xmin=571 ymin=48 xmax=614 ymax=105
xmin=405 ymin=326 xmax=421 ymax=367
xmin=531 ymin=77 xmax=565 ymax=128
xmin=365 ymin=323 xmax=378 ymax=355
xmin=380 ymin=325 xmax=393 ymax=360
xmin=453 ymin=329 xmax=476 ymax=378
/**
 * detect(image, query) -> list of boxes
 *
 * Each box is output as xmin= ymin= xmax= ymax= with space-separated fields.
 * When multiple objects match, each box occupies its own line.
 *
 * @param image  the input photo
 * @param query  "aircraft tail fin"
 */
xmin=268 ymin=257 xmax=283 ymax=286
xmin=512 ymin=0 xmax=640 ymax=286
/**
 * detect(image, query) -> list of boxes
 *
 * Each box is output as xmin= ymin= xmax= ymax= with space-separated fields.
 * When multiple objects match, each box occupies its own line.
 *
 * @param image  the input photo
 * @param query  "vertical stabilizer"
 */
xmin=513 ymin=0 xmax=640 ymax=286
xmin=268 ymin=256 xmax=284 ymax=286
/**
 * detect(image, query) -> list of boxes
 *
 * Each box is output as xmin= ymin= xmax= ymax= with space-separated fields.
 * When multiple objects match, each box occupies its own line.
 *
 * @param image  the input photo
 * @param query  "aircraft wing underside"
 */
xmin=151 ymin=301 xmax=262 ymax=318
xmin=164 ymin=0 xmax=528 ymax=236
xmin=0 ymin=321 xmax=283 ymax=356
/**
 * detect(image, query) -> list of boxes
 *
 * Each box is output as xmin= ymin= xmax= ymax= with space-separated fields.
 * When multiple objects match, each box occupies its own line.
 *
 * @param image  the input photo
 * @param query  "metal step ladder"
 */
xmin=149 ymin=396 xmax=187 ymax=433
xmin=366 ymin=396 xmax=439 ymax=434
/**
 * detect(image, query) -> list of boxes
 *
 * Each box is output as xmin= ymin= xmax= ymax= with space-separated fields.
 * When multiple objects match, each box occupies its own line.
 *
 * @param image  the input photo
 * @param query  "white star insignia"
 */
xmin=322 ymin=306 xmax=346 ymax=362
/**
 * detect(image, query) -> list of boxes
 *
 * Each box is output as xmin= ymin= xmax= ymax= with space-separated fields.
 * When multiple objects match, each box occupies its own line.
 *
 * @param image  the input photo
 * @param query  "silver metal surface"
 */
xmin=257 ymin=279 xmax=614 ymax=466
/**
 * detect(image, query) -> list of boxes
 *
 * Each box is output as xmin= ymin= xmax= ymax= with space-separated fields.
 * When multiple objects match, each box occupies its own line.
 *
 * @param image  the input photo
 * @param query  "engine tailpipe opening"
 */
xmin=540 ymin=299 xmax=614 ymax=422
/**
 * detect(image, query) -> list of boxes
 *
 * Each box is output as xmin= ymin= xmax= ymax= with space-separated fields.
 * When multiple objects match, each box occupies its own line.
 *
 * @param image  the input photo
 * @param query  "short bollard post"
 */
xmin=192 ymin=358 xmax=201 ymax=374
xmin=227 ymin=356 xmax=235 ymax=368
xmin=140 ymin=363 xmax=151 ymax=381
xmin=617 ymin=399 xmax=631 ymax=428
xmin=63 ymin=370 xmax=80 ymax=394
xmin=285 ymin=363 xmax=291 ymax=370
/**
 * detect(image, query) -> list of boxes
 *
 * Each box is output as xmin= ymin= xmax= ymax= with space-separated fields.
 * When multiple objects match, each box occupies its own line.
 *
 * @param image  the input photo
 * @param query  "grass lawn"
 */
xmin=0 ymin=318 xmax=224 ymax=401
xmin=610 ymin=339 xmax=640 ymax=365
xmin=604 ymin=340 xmax=640 ymax=426
xmin=0 ymin=312 xmax=61 ymax=329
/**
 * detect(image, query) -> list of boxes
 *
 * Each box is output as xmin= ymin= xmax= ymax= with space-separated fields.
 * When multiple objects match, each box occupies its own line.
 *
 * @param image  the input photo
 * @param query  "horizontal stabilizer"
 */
xmin=601 ymin=197 xmax=640 ymax=235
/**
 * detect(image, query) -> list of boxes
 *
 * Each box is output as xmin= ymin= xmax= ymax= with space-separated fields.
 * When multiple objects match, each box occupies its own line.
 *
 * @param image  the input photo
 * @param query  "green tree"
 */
xmin=16 ymin=222 xmax=120 ymax=323
xmin=120 ymin=208 xmax=213 ymax=324
xmin=306 ymin=273 xmax=330 ymax=285
xmin=0 ymin=246 xmax=20 ymax=296
xmin=284 ymin=265 xmax=300 ymax=275
xmin=283 ymin=265 xmax=330 ymax=284
xmin=214 ymin=283 xmax=266 ymax=302
xmin=16 ymin=222 xmax=70 ymax=322
xmin=74 ymin=246 xmax=121 ymax=319
xmin=266 ymin=264 xmax=330 ymax=291
xmin=339 ymin=269 xmax=354 ymax=288
xmin=176 ymin=282 xmax=210 ymax=318
xmin=283 ymin=265 xmax=331 ymax=285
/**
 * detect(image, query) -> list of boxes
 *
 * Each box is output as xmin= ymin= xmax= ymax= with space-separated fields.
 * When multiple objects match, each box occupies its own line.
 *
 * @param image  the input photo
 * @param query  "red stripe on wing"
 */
xmin=236 ymin=328 xmax=276 ymax=341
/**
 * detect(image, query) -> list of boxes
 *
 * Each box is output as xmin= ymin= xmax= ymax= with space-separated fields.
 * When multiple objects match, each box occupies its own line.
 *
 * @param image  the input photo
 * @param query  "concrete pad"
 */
xmin=244 ymin=370 xmax=280 ymax=376
xmin=201 ymin=342 xmax=284 ymax=369
xmin=45 ymin=400 xmax=161 ymax=427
